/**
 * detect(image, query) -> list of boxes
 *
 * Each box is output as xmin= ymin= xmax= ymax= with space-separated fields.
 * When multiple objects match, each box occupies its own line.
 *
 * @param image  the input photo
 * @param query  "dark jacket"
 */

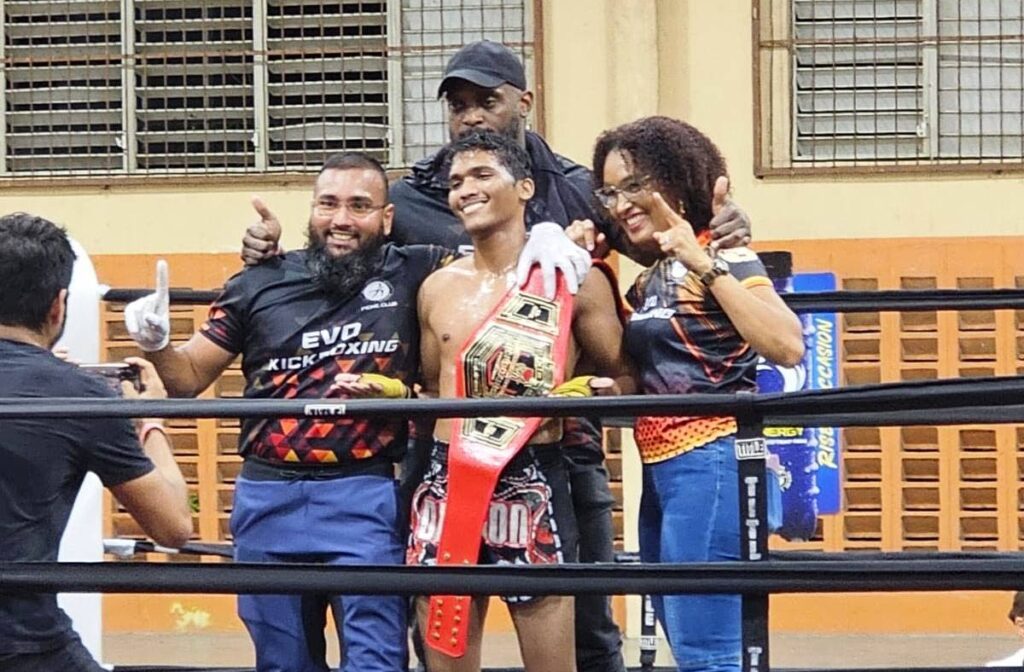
xmin=389 ymin=131 xmax=630 ymax=255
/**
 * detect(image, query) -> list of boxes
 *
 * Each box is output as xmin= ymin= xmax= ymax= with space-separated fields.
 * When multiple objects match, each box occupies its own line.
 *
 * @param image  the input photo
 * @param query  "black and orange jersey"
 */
xmin=201 ymin=244 xmax=453 ymax=466
xmin=624 ymin=247 xmax=772 ymax=463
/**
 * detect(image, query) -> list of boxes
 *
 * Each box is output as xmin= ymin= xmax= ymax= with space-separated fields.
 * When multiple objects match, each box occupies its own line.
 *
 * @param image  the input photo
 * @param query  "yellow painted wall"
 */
xmin=5 ymin=0 xmax=1018 ymax=254
xmin=543 ymin=0 xmax=1024 ymax=242
xmin=0 ymin=182 xmax=315 ymax=256
xmin=0 ymin=1 xmax=1017 ymax=250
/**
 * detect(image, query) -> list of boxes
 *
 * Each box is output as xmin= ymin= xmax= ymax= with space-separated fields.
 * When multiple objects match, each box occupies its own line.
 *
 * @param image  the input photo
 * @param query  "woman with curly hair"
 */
xmin=582 ymin=116 xmax=803 ymax=671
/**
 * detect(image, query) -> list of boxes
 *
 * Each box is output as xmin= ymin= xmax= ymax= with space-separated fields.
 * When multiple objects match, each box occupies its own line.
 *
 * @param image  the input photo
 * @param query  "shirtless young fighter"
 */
xmin=408 ymin=130 xmax=635 ymax=672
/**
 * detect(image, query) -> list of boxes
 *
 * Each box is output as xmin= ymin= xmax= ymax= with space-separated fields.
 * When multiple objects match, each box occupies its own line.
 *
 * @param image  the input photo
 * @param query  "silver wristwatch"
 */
xmin=698 ymin=256 xmax=730 ymax=287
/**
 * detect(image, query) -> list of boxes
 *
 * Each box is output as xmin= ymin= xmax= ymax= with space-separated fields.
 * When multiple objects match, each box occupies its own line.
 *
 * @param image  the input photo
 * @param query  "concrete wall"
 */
xmin=5 ymin=1 xmax=1019 ymax=254
xmin=543 ymin=0 xmax=1024 ymax=244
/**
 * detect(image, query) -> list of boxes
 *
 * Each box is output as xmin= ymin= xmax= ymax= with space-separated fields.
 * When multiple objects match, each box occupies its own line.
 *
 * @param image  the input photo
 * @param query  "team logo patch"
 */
xmin=362 ymin=280 xmax=393 ymax=302
xmin=670 ymin=260 xmax=688 ymax=280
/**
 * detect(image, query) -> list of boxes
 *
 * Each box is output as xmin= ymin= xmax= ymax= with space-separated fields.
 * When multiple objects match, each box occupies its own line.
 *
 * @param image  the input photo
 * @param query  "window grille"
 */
xmin=0 ymin=0 xmax=534 ymax=178
xmin=754 ymin=0 xmax=1024 ymax=174
xmin=399 ymin=0 xmax=532 ymax=165
xmin=3 ymin=1 xmax=124 ymax=173
xmin=264 ymin=0 xmax=390 ymax=169
xmin=133 ymin=1 xmax=256 ymax=171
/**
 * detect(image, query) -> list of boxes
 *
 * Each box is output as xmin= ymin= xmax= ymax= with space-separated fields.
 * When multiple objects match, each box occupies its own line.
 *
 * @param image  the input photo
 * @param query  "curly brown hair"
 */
xmin=592 ymin=116 xmax=727 ymax=234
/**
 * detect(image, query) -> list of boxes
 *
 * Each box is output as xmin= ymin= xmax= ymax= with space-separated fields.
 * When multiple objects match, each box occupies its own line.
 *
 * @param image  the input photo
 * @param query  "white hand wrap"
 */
xmin=123 ymin=260 xmax=171 ymax=352
xmin=517 ymin=222 xmax=592 ymax=298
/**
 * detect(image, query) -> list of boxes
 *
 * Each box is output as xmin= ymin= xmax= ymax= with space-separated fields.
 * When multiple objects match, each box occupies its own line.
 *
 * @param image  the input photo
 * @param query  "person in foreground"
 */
xmin=0 ymin=213 xmax=191 ymax=672
xmin=987 ymin=591 xmax=1024 ymax=667
xmin=584 ymin=117 xmax=804 ymax=672
xmin=406 ymin=130 xmax=635 ymax=672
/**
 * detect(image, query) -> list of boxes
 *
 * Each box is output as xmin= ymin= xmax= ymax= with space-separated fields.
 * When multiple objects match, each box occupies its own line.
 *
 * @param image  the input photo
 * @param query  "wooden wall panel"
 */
xmin=92 ymin=239 xmax=1024 ymax=633
xmin=95 ymin=254 xmax=242 ymax=559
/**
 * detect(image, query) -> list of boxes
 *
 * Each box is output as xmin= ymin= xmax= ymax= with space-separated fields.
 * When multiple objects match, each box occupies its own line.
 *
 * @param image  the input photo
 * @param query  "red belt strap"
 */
xmin=424 ymin=267 xmax=574 ymax=658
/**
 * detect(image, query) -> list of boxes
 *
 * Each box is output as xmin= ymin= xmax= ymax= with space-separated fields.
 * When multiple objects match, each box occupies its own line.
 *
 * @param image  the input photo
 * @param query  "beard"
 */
xmin=452 ymin=113 xmax=522 ymax=143
xmin=305 ymin=226 xmax=386 ymax=302
xmin=499 ymin=114 xmax=523 ymax=142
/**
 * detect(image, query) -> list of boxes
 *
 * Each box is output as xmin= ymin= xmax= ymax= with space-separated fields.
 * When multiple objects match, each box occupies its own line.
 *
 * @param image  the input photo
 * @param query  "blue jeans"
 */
xmin=232 ymin=474 xmax=407 ymax=672
xmin=638 ymin=436 xmax=741 ymax=672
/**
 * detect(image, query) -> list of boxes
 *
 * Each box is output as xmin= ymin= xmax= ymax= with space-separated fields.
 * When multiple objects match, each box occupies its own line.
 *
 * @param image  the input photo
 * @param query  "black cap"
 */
xmin=437 ymin=40 xmax=527 ymax=98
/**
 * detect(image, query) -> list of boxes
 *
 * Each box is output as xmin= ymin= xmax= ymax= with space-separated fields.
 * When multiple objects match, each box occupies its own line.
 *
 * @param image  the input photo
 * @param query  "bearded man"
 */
xmin=124 ymin=153 xmax=450 ymax=672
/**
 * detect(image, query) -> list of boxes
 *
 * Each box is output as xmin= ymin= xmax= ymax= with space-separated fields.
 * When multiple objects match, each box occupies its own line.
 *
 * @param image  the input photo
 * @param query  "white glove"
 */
xmin=124 ymin=260 xmax=171 ymax=352
xmin=517 ymin=222 xmax=592 ymax=299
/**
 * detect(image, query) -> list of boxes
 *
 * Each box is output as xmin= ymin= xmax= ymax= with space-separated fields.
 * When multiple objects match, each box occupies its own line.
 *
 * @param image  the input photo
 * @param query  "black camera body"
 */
xmin=80 ymin=363 xmax=143 ymax=394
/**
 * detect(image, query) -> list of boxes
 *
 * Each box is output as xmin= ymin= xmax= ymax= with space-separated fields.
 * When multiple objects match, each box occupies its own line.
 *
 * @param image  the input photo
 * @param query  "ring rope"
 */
xmin=36 ymin=285 xmax=1024 ymax=670
xmin=5 ymin=557 xmax=1024 ymax=597
xmin=102 ymin=286 xmax=1024 ymax=313
xmin=3 ymin=376 xmax=1024 ymax=425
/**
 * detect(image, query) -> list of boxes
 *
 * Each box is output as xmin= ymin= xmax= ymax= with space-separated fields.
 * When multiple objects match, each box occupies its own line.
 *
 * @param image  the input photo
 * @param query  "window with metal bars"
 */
xmin=754 ymin=0 xmax=1024 ymax=174
xmin=0 ymin=0 xmax=534 ymax=178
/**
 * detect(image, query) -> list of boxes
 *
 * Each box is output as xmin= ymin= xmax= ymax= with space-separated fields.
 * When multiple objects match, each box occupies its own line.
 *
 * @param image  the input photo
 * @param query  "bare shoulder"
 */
xmin=420 ymin=256 xmax=474 ymax=302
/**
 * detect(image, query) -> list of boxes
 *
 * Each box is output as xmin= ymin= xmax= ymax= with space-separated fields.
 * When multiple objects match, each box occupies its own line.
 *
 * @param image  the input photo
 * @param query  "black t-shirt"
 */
xmin=0 ymin=339 xmax=154 ymax=654
xmin=624 ymin=248 xmax=772 ymax=462
xmin=201 ymin=244 xmax=452 ymax=465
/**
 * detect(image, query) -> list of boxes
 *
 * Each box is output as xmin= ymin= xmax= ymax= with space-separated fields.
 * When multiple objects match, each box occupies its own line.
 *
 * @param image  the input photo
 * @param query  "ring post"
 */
xmin=736 ymin=413 xmax=769 ymax=672
xmin=639 ymin=593 xmax=657 ymax=670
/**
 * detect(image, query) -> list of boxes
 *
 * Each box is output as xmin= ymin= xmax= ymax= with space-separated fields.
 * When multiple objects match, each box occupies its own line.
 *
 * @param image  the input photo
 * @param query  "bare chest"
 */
xmin=433 ymin=282 xmax=509 ymax=361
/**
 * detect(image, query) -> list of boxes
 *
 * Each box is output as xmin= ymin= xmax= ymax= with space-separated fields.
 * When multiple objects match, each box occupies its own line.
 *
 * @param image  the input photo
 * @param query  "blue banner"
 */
xmin=757 ymin=272 xmax=840 ymax=541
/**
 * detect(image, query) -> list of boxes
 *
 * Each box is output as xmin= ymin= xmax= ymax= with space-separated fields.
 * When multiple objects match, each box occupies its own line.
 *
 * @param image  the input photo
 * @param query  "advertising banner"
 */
xmin=757 ymin=253 xmax=840 ymax=541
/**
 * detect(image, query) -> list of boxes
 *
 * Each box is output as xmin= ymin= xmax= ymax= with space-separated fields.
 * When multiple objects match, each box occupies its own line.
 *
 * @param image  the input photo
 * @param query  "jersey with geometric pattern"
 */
xmin=623 ymin=247 xmax=773 ymax=463
xmin=201 ymin=244 xmax=453 ymax=465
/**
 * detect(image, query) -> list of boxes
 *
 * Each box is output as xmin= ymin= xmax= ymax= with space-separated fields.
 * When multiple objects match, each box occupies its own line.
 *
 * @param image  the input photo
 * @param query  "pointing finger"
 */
xmin=649 ymin=191 xmax=675 ymax=228
xmin=154 ymin=259 xmax=169 ymax=314
xmin=584 ymin=223 xmax=597 ymax=252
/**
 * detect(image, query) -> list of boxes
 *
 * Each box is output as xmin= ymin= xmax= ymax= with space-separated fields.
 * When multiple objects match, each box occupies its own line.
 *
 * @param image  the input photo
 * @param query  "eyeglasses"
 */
xmin=312 ymin=198 xmax=386 ymax=219
xmin=593 ymin=175 xmax=653 ymax=210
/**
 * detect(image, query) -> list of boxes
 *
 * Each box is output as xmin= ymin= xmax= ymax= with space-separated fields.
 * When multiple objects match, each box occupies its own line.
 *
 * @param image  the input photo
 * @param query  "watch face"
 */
xmin=700 ymin=257 xmax=730 ymax=287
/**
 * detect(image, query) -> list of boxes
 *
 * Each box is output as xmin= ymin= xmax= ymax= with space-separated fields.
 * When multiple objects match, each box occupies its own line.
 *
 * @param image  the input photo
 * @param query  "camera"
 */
xmin=80 ymin=363 xmax=143 ymax=394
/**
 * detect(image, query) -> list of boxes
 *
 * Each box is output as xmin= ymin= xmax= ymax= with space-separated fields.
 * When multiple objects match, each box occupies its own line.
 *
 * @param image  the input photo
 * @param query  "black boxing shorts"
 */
xmin=407 ymin=439 xmax=579 ymax=603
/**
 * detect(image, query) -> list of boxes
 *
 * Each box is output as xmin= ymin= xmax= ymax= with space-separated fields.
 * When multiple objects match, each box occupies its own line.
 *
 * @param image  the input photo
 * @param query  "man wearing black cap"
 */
xmin=386 ymin=40 xmax=636 ymax=258
xmin=389 ymin=40 xmax=630 ymax=672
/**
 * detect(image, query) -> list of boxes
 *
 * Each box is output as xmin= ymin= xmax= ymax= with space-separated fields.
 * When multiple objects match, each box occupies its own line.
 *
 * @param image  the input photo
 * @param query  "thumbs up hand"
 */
xmin=707 ymin=176 xmax=752 ymax=252
xmin=124 ymin=260 xmax=171 ymax=352
xmin=241 ymin=196 xmax=284 ymax=266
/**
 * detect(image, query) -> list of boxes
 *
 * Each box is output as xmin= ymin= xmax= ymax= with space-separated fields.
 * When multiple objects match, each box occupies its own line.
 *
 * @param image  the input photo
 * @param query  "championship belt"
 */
xmin=424 ymin=267 xmax=574 ymax=658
